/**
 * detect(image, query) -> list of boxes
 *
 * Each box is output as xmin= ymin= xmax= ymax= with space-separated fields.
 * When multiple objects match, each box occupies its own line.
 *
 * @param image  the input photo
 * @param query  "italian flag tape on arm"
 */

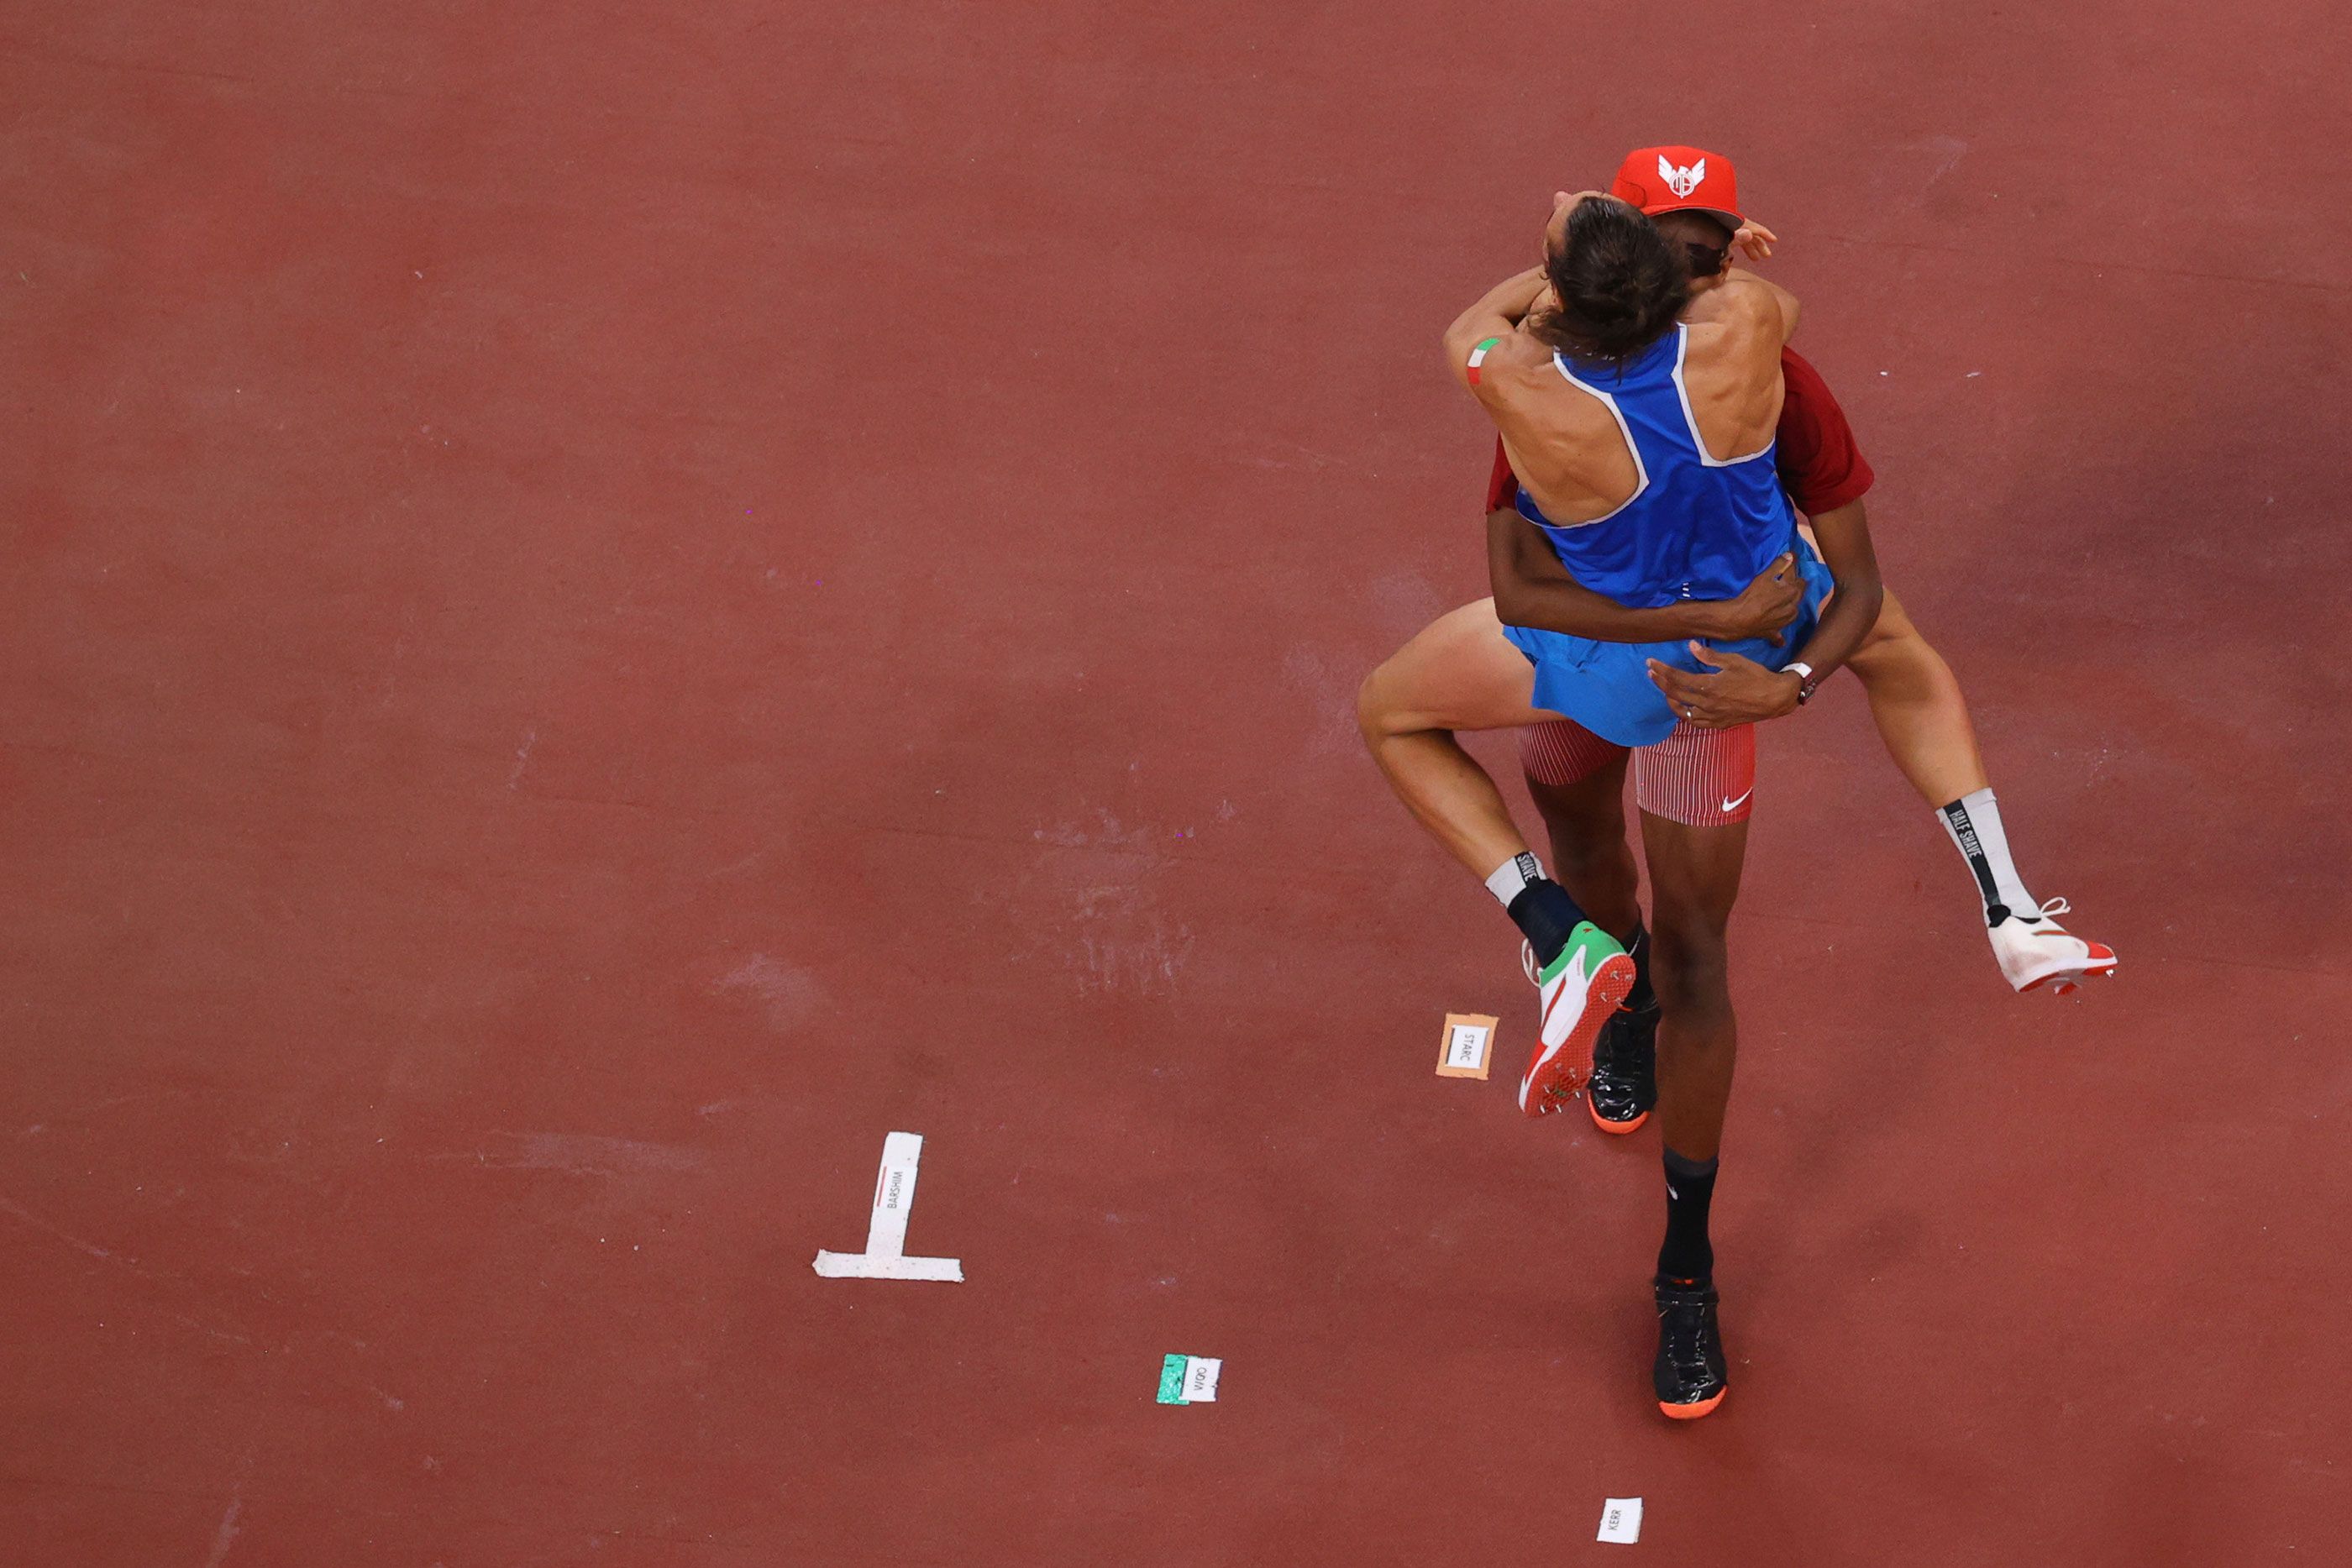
xmin=1466 ymin=336 xmax=1501 ymax=385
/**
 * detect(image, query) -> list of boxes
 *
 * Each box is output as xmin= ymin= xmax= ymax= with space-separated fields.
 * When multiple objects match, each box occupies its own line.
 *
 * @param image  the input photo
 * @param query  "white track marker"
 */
xmin=1155 ymin=1354 xmax=1222 ymax=1404
xmin=1597 ymin=1497 xmax=1642 ymax=1544
xmin=1436 ymin=1013 xmax=1497 ymax=1079
xmin=812 ymin=1131 xmax=964 ymax=1281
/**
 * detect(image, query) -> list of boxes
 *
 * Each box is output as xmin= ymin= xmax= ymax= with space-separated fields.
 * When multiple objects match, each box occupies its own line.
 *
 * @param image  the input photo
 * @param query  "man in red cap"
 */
xmin=1503 ymin=145 xmax=2110 ymax=1016
xmin=1363 ymin=145 xmax=2115 ymax=1420
xmin=1480 ymin=145 xmax=2113 ymax=1413
xmin=1614 ymin=146 xmax=1747 ymax=239
xmin=1361 ymin=173 xmax=1849 ymax=1420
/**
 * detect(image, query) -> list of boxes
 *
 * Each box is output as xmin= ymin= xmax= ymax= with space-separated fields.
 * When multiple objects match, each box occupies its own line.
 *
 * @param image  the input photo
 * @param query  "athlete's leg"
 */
xmin=1526 ymin=719 xmax=1746 ymax=1137
xmin=1844 ymin=589 xmax=1988 ymax=806
xmin=1360 ymin=603 xmax=1638 ymax=1114
xmin=1520 ymin=730 xmax=1641 ymax=944
xmin=1641 ymin=812 xmax=1746 ymax=1167
xmin=1846 ymin=591 xmax=2116 ymax=992
xmin=1637 ymin=807 xmax=1747 ymax=1419
xmin=1523 ymin=726 xmax=1665 ymax=1129
xmin=1357 ymin=599 xmax=1555 ymax=878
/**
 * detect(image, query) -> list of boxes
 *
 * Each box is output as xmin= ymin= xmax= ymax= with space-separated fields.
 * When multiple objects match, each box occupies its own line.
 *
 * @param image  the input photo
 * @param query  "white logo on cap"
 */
xmin=1658 ymin=155 xmax=1707 ymax=198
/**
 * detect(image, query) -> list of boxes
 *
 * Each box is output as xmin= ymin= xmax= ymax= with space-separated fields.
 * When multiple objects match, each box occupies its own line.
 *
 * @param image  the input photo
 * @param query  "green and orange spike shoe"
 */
xmin=1516 ymin=922 xmax=1635 ymax=1118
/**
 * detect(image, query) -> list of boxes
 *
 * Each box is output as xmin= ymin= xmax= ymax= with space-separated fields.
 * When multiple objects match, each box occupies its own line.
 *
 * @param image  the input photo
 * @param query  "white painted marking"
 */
xmin=1598 ymin=1497 xmax=1642 ymax=1544
xmin=812 ymin=1251 xmax=964 ymax=1281
xmin=811 ymin=1131 xmax=963 ymax=1282
xmin=864 ymin=1130 xmax=922 ymax=1256
xmin=201 ymin=1498 xmax=242 ymax=1568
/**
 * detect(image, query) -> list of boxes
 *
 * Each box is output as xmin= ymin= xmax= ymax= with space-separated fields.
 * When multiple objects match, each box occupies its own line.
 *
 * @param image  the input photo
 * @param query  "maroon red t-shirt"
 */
xmin=1483 ymin=346 xmax=1874 ymax=517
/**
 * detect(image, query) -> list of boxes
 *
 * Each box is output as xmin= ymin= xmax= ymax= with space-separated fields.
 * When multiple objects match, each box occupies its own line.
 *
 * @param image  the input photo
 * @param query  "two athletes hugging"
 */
xmin=1355 ymin=145 xmax=2115 ymax=1419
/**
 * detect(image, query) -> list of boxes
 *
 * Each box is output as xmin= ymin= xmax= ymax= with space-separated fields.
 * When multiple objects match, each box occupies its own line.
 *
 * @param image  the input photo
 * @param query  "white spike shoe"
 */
xmin=1988 ymin=897 xmax=2117 ymax=995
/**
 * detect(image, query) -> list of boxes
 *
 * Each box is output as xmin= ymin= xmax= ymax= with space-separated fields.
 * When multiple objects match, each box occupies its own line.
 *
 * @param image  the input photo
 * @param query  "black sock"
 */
xmin=1656 ymin=1147 xmax=1719 ymax=1284
xmin=1625 ymin=925 xmax=1656 ymax=1011
xmin=1507 ymin=878 xmax=1587 ymax=968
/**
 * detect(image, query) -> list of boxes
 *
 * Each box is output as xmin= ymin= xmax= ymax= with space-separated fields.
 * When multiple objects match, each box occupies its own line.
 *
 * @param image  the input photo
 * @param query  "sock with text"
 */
xmin=1937 ymin=788 xmax=2037 ymax=926
xmin=1485 ymin=850 xmax=1588 ymax=968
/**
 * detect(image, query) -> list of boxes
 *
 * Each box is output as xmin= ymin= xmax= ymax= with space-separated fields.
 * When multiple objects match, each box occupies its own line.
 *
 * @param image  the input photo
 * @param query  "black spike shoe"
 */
xmin=1588 ymin=999 xmax=1659 ymax=1134
xmin=1653 ymin=1276 xmax=1728 ymax=1419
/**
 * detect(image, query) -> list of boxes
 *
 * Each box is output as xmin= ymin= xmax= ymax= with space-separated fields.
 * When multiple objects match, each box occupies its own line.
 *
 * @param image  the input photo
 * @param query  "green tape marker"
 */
xmin=1156 ymin=1354 xmax=1189 ymax=1403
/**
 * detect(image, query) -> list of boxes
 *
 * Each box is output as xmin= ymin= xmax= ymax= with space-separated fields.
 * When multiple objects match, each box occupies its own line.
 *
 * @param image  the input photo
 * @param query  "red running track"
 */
xmin=3 ymin=3 xmax=2349 ymax=1563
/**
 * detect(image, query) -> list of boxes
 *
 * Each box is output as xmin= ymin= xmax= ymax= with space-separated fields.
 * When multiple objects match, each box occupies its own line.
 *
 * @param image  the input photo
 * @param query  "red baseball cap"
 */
xmin=1611 ymin=145 xmax=1742 ymax=235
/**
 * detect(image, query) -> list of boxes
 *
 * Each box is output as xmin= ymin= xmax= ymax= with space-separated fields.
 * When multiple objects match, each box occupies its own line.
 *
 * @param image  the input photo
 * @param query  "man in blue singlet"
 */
xmin=1494 ymin=266 xmax=1833 ymax=748
xmin=1357 ymin=186 xmax=1867 ymax=1419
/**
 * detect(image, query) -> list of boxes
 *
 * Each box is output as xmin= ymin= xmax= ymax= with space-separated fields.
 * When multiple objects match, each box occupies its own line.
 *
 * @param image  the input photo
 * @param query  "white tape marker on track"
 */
xmin=812 ymin=1130 xmax=965 ymax=1282
xmin=1597 ymin=1497 xmax=1642 ymax=1544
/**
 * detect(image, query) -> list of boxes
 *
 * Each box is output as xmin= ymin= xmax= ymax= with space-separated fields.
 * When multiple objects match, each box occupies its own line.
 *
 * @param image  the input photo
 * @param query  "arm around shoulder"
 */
xmin=1444 ymin=315 xmax=1546 ymax=399
xmin=1443 ymin=267 xmax=1551 ymax=390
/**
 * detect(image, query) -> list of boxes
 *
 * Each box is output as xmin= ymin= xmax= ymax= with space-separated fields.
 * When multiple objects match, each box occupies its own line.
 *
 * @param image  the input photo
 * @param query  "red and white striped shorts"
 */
xmin=1518 ymin=719 xmax=1758 ymax=827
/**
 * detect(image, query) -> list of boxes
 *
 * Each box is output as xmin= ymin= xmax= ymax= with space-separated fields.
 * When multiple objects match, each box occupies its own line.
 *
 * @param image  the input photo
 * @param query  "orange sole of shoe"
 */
xmin=1589 ymin=1101 xmax=1647 ymax=1135
xmin=1659 ymin=1388 xmax=1726 ymax=1420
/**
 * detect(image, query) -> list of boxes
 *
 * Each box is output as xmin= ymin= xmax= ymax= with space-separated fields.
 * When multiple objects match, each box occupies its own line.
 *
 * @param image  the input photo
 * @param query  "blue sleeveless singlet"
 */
xmin=1499 ymin=326 xmax=1832 ymax=746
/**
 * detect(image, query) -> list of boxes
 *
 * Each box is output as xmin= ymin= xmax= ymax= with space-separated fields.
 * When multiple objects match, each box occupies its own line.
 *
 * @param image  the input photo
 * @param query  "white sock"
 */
xmin=1484 ymin=849 xmax=1546 ymax=909
xmin=1937 ymin=788 xmax=2038 ymax=925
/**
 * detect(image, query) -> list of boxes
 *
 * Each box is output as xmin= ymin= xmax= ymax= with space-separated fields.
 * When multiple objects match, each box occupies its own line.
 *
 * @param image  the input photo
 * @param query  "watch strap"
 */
xmin=1788 ymin=660 xmax=1819 ymax=706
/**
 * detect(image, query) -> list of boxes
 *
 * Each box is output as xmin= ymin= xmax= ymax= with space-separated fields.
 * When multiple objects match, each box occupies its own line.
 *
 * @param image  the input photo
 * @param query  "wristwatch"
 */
xmin=1786 ymin=661 xmax=1819 ymax=707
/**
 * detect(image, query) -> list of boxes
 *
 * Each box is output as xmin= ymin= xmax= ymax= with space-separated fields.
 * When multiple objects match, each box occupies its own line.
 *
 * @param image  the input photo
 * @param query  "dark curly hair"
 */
xmin=1527 ymin=198 xmax=1689 ymax=367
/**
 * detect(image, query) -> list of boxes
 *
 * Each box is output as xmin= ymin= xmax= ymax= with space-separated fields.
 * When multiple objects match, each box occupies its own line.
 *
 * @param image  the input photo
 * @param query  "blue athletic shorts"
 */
xmin=1499 ymin=539 xmax=1835 ymax=747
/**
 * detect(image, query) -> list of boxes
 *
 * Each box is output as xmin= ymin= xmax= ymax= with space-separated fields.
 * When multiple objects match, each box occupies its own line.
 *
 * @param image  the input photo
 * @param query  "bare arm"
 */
xmin=1488 ymin=507 xmax=1718 ymax=642
xmin=1488 ymin=506 xmax=1804 ymax=645
xmin=1443 ymin=267 xmax=1551 ymax=390
xmin=1779 ymin=499 xmax=1882 ymax=680
xmin=1644 ymin=500 xmax=1886 ymax=725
